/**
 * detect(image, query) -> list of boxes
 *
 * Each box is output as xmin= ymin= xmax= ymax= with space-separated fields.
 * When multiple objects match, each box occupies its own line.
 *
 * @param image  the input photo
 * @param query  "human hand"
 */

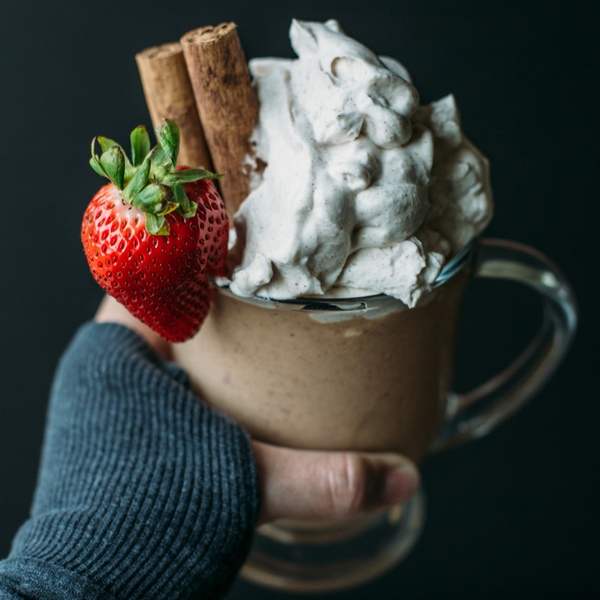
xmin=252 ymin=441 xmax=419 ymax=525
xmin=96 ymin=295 xmax=421 ymax=526
xmin=0 ymin=300 xmax=419 ymax=599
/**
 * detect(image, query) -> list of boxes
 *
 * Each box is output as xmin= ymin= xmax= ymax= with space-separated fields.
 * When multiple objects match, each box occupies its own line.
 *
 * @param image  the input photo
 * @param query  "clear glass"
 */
xmin=432 ymin=239 xmax=577 ymax=450
xmin=172 ymin=237 xmax=577 ymax=593
xmin=244 ymin=491 xmax=426 ymax=593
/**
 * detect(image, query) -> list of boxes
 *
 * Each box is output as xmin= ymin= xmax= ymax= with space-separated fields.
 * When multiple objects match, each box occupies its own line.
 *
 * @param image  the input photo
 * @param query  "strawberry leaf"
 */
xmin=122 ymin=147 xmax=155 ymax=203
xmin=173 ymin=181 xmax=189 ymax=207
xmin=90 ymin=137 xmax=107 ymax=175
xmin=131 ymin=126 xmax=151 ymax=167
xmin=164 ymin=168 xmax=224 ymax=185
xmin=89 ymin=156 xmax=105 ymax=177
xmin=156 ymin=201 xmax=179 ymax=217
xmin=145 ymin=213 xmax=169 ymax=235
xmin=97 ymin=137 xmax=120 ymax=153
xmin=97 ymin=137 xmax=134 ymax=181
xmin=156 ymin=119 xmax=180 ymax=169
xmin=178 ymin=204 xmax=197 ymax=219
xmin=173 ymin=182 xmax=197 ymax=218
xmin=150 ymin=145 xmax=171 ymax=181
xmin=100 ymin=146 xmax=125 ymax=190
xmin=132 ymin=183 xmax=173 ymax=212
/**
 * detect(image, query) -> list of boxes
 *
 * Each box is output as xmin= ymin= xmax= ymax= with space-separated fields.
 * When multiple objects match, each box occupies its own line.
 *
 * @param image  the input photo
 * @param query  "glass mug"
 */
xmin=172 ymin=238 xmax=577 ymax=593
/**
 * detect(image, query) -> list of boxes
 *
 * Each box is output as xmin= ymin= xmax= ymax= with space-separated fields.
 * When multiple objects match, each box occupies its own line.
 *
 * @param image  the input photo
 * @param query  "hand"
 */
xmin=252 ymin=441 xmax=419 ymax=525
xmin=96 ymin=295 xmax=421 ymax=526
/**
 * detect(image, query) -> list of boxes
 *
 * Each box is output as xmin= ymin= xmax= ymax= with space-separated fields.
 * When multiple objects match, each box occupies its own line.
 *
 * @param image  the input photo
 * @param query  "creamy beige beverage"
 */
xmin=174 ymin=20 xmax=492 ymax=462
xmin=173 ymin=260 xmax=470 ymax=463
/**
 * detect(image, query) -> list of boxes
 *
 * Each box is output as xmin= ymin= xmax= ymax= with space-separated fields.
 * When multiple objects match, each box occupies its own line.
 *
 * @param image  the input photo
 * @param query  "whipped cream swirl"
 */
xmin=230 ymin=19 xmax=493 ymax=307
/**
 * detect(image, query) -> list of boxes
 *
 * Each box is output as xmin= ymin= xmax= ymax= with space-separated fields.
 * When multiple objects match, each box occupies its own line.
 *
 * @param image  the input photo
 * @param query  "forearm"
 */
xmin=0 ymin=323 xmax=259 ymax=600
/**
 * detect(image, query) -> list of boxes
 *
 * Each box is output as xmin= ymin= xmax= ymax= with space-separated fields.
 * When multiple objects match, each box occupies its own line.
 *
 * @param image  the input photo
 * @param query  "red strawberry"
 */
xmin=81 ymin=120 xmax=228 ymax=342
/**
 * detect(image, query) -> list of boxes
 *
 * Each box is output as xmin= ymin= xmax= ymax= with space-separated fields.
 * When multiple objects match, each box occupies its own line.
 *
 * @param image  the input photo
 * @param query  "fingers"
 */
xmin=252 ymin=440 xmax=420 ymax=525
xmin=95 ymin=295 xmax=171 ymax=360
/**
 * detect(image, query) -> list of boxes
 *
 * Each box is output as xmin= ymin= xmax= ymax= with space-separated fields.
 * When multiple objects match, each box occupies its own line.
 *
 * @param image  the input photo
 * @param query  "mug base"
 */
xmin=240 ymin=489 xmax=425 ymax=593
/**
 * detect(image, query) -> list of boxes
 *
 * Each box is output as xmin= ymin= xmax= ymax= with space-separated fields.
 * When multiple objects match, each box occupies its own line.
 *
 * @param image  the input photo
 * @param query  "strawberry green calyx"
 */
xmin=90 ymin=119 xmax=223 ymax=235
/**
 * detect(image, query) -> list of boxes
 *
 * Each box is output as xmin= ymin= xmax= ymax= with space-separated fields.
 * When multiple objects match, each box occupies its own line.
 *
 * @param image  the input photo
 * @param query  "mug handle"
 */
xmin=432 ymin=238 xmax=578 ymax=452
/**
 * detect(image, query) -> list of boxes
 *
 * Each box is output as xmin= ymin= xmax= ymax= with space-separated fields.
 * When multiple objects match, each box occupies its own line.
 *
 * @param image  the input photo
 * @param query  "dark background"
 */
xmin=0 ymin=0 xmax=598 ymax=598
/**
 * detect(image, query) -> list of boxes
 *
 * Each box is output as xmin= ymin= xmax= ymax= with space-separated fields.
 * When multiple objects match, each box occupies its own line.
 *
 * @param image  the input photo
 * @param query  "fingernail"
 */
xmin=382 ymin=462 xmax=420 ymax=506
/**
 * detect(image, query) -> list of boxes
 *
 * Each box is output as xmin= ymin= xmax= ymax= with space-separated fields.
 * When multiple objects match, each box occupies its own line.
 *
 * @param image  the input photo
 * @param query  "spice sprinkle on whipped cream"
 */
xmin=229 ymin=19 xmax=493 ymax=307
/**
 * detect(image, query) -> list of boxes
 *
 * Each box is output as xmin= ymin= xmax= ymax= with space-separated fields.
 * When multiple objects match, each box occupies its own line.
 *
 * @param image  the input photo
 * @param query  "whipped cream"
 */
xmin=230 ymin=19 xmax=492 ymax=307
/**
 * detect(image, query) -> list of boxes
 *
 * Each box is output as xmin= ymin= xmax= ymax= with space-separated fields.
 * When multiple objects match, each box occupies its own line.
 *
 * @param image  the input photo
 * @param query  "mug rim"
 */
xmin=214 ymin=237 xmax=478 ymax=314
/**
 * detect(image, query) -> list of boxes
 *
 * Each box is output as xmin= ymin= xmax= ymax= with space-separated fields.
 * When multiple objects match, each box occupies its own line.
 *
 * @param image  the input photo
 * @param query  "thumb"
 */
xmin=252 ymin=440 xmax=420 ymax=525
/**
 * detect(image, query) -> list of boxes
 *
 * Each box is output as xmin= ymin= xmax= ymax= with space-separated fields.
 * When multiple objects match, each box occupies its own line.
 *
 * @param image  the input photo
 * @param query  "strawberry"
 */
xmin=81 ymin=120 xmax=229 ymax=342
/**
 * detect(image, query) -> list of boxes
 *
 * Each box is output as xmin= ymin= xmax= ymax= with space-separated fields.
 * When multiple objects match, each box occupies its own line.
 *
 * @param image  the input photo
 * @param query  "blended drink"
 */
xmin=174 ymin=262 xmax=470 ymax=462
xmin=173 ymin=19 xmax=493 ymax=462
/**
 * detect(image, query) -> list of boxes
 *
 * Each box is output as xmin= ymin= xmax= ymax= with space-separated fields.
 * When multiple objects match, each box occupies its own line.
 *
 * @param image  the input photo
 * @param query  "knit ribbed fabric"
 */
xmin=0 ymin=322 xmax=260 ymax=600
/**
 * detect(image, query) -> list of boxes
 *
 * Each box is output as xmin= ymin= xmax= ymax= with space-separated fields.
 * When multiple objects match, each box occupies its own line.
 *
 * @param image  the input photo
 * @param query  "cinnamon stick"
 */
xmin=180 ymin=23 xmax=259 ymax=218
xmin=135 ymin=42 xmax=212 ymax=170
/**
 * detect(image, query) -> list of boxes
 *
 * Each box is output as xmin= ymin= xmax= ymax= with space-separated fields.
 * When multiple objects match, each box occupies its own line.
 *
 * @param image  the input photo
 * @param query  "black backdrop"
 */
xmin=0 ymin=0 xmax=598 ymax=598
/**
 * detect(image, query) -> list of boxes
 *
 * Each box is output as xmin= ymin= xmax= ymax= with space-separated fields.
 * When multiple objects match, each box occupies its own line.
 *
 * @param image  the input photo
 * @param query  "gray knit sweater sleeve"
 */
xmin=0 ymin=322 xmax=260 ymax=600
